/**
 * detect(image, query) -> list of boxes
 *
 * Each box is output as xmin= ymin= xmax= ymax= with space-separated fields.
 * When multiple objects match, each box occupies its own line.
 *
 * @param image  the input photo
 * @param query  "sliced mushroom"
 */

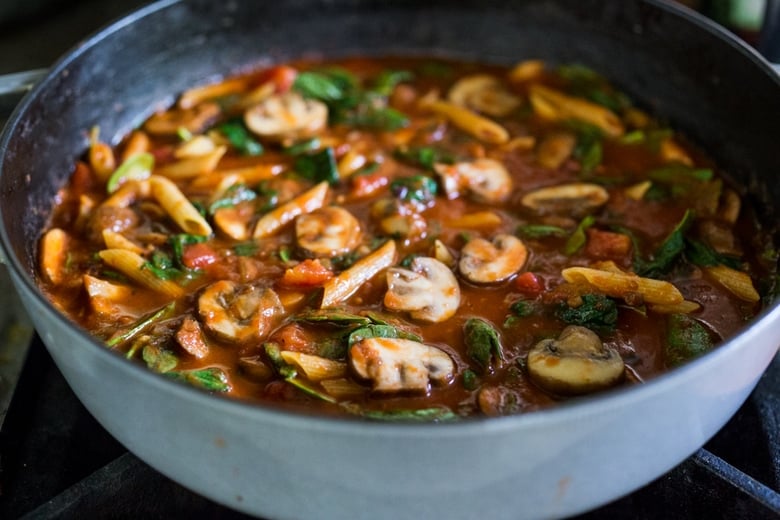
xmin=175 ymin=316 xmax=209 ymax=359
xmin=434 ymin=158 xmax=512 ymax=204
xmin=447 ymin=74 xmax=521 ymax=117
xmin=144 ymin=102 xmax=221 ymax=136
xmin=459 ymin=234 xmax=528 ymax=284
xmin=384 ymin=256 xmax=461 ymax=322
xmin=526 ymin=325 xmax=624 ymax=395
xmin=349 ymin=337 xmax=455 ymax=393
xmin=536 ymin=131 xmax=576 ymax=169
xmin=521 ymin=182 xmax=609 ymax=217
xmin=296 ymin=206 xmax=361 ymax=257
xmin=198 ymin=281 xmax=283 ymax=344
xmin=244 ymin=91 xmax=328 ymax=141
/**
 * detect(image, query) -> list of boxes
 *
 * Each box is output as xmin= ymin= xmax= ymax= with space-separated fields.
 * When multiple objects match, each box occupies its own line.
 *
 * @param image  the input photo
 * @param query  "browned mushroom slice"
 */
xmin=527 ymin=325 xmax=624 ymax=395
xmin=244 ymin=92 xmax=328 ymax=141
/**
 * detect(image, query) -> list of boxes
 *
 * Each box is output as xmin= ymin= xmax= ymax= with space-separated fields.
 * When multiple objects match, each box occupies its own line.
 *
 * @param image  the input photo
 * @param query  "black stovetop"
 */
xmin=0 ymin=1 xmax=778 ymax=518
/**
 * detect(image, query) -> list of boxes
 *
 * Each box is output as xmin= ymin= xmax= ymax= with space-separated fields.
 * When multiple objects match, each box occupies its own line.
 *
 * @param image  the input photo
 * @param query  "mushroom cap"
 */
xmin=526 ymin=325 xmax=624 ymax=395
xmin=349 ymin=337 xmax=455 ymax=393
xmin=384 ymin=257 xmax=461 ymax=323
xmin=244 ymin=92 xmax=328 ymax=141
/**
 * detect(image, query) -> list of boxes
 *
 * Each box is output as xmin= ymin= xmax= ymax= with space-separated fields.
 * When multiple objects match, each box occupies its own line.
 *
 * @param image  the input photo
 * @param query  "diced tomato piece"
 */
xmin=515 ymin=271 xmax=544 ymax=297
xmin=253 ymin=65 xmax=298 ymax=94
xmin=279 ymin=259 xmax=334 ymax=288
xmin=181 ymin=243 xmax=219 ymax=270
xmin=269 ymin=323 xmax=319 ymax=355
xmin=351 ymin=171 xmax=389 ymax=198
xmin=584 ymin=229 xmax=632 ymax=261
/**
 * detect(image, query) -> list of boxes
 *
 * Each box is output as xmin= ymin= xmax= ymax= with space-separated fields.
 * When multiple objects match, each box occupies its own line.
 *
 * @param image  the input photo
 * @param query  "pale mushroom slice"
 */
xmin=459 ymin=234 xmax=528 ymax=284
xmin=349 ymin=337 xmax=455 ymax=393
xmin=447 ymin=74 xmax=521 ymax=117
xmin=527 ymin=325 xmax=624 ymax=395
xmin=384 ymin=257 xmax=461 ymax=323
xmin=296 ymin=206 xmax=361 ymax=258
xmin=244 ymin=91 xmax=328 ymax=141
xmin=521 ymin=182 xmax=609 ymax=217
xmin=434 ymin=158 xmax=513 ymax=204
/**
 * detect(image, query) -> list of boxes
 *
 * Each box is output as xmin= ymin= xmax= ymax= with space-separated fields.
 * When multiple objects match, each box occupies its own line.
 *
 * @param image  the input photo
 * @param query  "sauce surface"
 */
xmin=37 ymin=57 xmax=775 ymax=420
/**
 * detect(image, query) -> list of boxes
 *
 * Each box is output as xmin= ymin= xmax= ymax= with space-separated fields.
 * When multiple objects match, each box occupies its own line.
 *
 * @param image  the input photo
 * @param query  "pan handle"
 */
xmin=0 ymin=68 xmax=48 ymax=117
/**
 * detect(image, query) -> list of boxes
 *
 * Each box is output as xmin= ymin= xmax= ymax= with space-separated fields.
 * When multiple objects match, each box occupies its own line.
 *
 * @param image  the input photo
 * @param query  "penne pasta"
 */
xmin=704 ymin=265 xmax=760 ymax=302
xmin=422 ymin=99 xmax=509 ymax=144
xmin=320 ymin=378 xmax=367 ymax=398
xmin=101 ymin=180 xmax=151 ymax=209
xmin=178 ymin=76 xmax=250 ymax=109
xmin=253 ymin=181 xmax=329 ymax=238
xmin=39 ymin=228 xmax=70 ymax=285
xmin=174 ymin=135 xmax=218 ymax=158
xmin=120 ymin=131 xmax=151 ymax=162
xmin=149 ymin=175 xmax=213 ymax=236
xmin=529 ymin=84 xmax=625 ymax=138
xmin=102 ymin=229 xmax=145 ymax=254
xmin=649 ymin=300 xmax=701 ymax=314
xmin=155 ymin=145 xmax=226 ymax=179
xmin=98 ymin=248 xmax=185 ymax=298
xmin=445 ymin=211 xmax=502 ymax=229
xmin=280 ymin=351 xmax=347 ymax=381
xmin=321 ymin=240 xmax=396 ymax=308
xmin=190 ymin=164 xmax=284 ymax=190
xmin=562 ymin=266 xmax=684 ymax=305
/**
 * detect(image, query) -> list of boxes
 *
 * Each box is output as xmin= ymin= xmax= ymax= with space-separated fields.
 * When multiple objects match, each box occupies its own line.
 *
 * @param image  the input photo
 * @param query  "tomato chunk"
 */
xmin=181 ymin=243 xmax=219 ymax=270
xmin=279 ymin=259 xmax=334 ymax=288
xmin=515 ymin=272 xmax=544 ymax=297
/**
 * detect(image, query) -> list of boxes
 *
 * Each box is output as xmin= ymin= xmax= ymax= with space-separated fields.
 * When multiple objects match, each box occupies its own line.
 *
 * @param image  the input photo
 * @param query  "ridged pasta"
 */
xmin=149 ymin=175 xmax=213 ymax=236
xmin=321 ymin=240 xmax=396 ymax=308
xmin=253 ymin=181 xmax=329 ymax=238
xmin=280 ymin=351 xmax=347 ymax=381
xmin=98 ymin=248 xmax=185 ymax=298
xmin=561 ymin=266 xmax=684 ymax=305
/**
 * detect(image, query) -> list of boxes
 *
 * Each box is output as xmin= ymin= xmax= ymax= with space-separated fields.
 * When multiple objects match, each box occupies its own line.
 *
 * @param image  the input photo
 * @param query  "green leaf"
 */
xmin=294 ymin=147 xmax=340 ymax=185
xmin=167 ymin=367 xmax=231 ymax=392
xmin=106 ymin=302 xmax=176 ymax=348
xmin=293 ymin=71 xmax=348 ymax=101
xmin=341 ymin=103 xmax=409 ymax=131
xmin=648 ymin=165 xmax=713 ymax=184
xmin=685 ymin=238 xmax=741 ymax=269
xmin=218 ymin=119 xmax=263 ymax=156
xmin=390 ymin=175 xmax=438 ymax=204
xmin=555 ymin=294 xmax=618 ymax=332
xmin=665 ymin=313 xmax=713 ymax=367
xmin=233 ymin=241 xmax=259 ymax=257
xmin=516 ymin=224 xmax=568 ymax=239
xmin=142 ymin=343 xmax=179 ymax=373
xmin=371 ymin=70 xmax=413 ymax=96
xmin=564 ymin=215 xmax=596 ymax=255
xmin=293 ymin=309 xmax=372 ymax=327
xmin=636 ymin=209 xmax=694 ymax=277
xmin=283 ymin=138 xmax=321 ymax=156
xmin=207 ymin=183 xmax=257 ymax=214
xmin=394 ymin=146 xmax=454 ymax=169
xmin=106 ymin=152 xmax=154 ymax=194
xmin=462 ymin=369 xmax=479 ymax=391
xmin=347 ymin=323 xmax=421 ymax=347
xmin=509 ymin=299 xmax=536 ymax=318
xmin=169 ymin=233 xmax=207 ymax=267
xmin=464 ymin=317 xmax=504 ymax=372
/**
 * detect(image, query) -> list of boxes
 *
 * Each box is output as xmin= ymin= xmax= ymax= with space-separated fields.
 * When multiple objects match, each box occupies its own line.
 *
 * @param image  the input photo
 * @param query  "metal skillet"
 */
xmin=0 ymin=1 xmax=779 ymax=518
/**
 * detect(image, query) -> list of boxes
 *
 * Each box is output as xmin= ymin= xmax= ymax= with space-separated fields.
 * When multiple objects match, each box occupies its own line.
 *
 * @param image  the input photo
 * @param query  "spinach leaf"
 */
xmin=233 ymin=241 xmax=259 ymax=257
xmin=107 ymin=302 xmax=176 ymax=349
xmin=464 ymin=317 xmax=504 ymax=372
xmin=142 ymin=343 xmax=179 ymax=373
xmin=372 ymin=70 xmax=413 ymax=96
xmin=294 ymin=147 xmax=340 ymax=185
xmin=665 ymin=313 xmax=713 ymax=367
xmin=283 ymin=137 xmax=321 ymax=156
xmin=462 ymin=369 xmax=479 ymax=391
xmin=390 ymin=175 xmax=438 ymax=204
xmin=169 ymin=233 xmax=207 ymax=263
xmin=293 ymin=71 xmax=349 ymax=101
xmin=393 ymin=145 xmax=455 ymax=169
xmin=685 ymin=238 xmax=741 ymax=269
xmin=347 ymin=323 xmax=421 ymax=347
xmin=564 ymin=215 xmax=596 ymax=255
xmin=208 ymin=184 xmax=257 ymax=214
xmin=218 ymin=119 xmax=263 ymax=156
xmin=293 ymin=309 xmax=373 ymax=327
xmin=555 ymin=294 xmax=618 ymax=332
xmin=167 ymin=367 xmax=231 ymax=392
xmin=635 ymin=209 xmax=693 ymax=277
xmin=516 ymin=224 xmax=568 ymax=239
xmin=557 ymin=64 xmax=632 ymax=112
